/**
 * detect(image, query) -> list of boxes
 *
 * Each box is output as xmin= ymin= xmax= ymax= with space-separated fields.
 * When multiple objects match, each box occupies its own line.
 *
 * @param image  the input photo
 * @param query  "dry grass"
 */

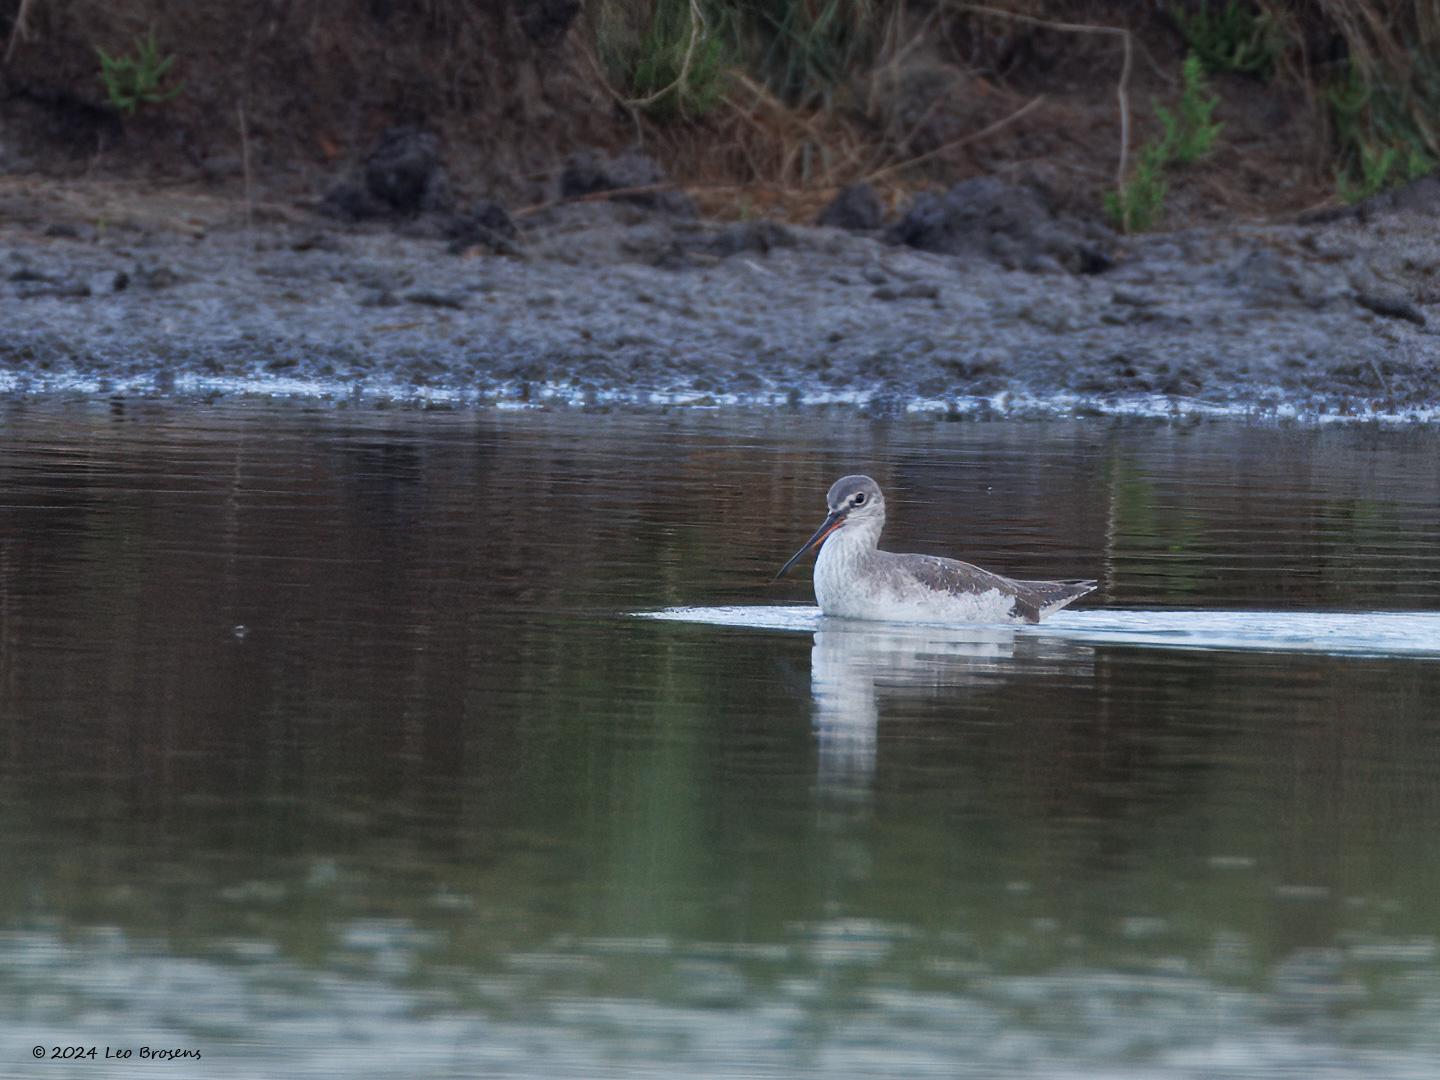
xmin=602 ymin=1 xmax=1440 ymax=220
xmin=7 ymin=0 xmax=1440 ymax=220
xmin=598 ymin=0 xmax=1136 ymax=217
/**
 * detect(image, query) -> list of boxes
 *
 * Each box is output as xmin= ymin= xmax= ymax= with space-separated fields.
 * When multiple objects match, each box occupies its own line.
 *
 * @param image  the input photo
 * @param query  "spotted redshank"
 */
xmin=776 ymin=475 xmax=1096 ymax=623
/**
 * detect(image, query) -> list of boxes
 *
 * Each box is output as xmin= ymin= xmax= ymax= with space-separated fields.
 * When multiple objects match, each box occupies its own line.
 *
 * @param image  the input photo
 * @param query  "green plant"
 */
xmin=1157 ymin=54 xmax=1224 ymax=164
xmin=1106 ymin=54 xmax=1223 ymax=232
xmin=1171 ymin=0 xmax=1279 ymax=78
xmin=635 ymin=1 xmax=731 ymax=119
xmin=1105 ymin=140 xmax=1169 ymax=233
xmin=598 ymin=0 xmax=731 ymax=121
xmin=725 ymin=0 xmax=881 ymax=108
xmin=1336 ymin=141 xmax=1432 ymax=202
xmin=96 ymin=30 xmax=183 ymax=116
xmin=1327 ymin=58 xmax=1438 ymax=203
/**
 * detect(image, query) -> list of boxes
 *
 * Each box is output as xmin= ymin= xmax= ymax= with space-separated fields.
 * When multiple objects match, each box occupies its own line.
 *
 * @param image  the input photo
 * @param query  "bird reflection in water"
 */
xmin=808 ymin=620 xmax=1094 ymax=798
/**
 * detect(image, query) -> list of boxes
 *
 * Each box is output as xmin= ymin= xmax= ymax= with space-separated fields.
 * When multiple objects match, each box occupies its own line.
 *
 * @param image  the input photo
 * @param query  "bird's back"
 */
xmin=889 ymin=551 xmax=1096 ymax=624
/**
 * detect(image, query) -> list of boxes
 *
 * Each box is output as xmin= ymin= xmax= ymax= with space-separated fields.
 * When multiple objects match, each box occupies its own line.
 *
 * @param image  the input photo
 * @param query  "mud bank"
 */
xmin=2 ymin=176 xmax=1439 ymax=420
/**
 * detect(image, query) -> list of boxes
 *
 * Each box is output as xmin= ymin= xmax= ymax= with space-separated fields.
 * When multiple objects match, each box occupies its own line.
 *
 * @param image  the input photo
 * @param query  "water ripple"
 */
xmin=637 ymin=606 xmax=1440 ymax=658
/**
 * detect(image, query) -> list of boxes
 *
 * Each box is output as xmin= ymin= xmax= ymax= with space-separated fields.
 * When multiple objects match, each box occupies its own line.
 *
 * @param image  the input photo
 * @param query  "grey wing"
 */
xmin=893 ymin=553 xmax=1029 ymax=617
xmin=897 ymin=553 xmax=1095 ymax=623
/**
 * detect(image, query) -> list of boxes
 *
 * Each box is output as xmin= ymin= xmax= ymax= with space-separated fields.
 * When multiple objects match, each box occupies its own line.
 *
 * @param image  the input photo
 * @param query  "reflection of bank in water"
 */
xmin=810 ymin=620 xmax=1094 ymax=797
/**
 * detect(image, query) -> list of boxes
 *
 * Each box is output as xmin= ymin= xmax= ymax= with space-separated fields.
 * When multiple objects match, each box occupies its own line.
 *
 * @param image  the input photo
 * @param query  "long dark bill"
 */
xmin=774 ymin=509 xmax=846 ymax=580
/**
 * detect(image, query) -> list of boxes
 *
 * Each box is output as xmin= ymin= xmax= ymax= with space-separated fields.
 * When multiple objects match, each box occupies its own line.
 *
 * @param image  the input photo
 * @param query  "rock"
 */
xmin=403 ymin=289 xmax=465 ymax=309
xmin=15 ymin=279 xmax=90 ymax=299
xmin=1355 ymin=285 xmax=1425 ymax=325
xmin=873 ymin=282 xmax=939 ymax=301
xmin=446 ymin=199 xmax=522 ymax=255
xmin=9 ymin=266 xmax=92 ymax=297
xmin=1298 ymin=175 xmax=1440 ymax=226
xmin=43 ymin=222 xmax=85 ymax=240
xmin=703 ymin=221 xmax=794 ymax=258
xmin=560 ymin=149 xmax=695 ymax=216
xmin=319 ymin=177 xmax=387 ymax=222
xmin=472 ymin=200 xmax=518 ymax=240
xmin=320 ymin=127 xmax=451 ymax=221
xmin=140 ymin=265 xmax=181 ymax=289
xmin=364 ymin=127 xmax=451 ymax=214
xmin=889 ymin=177 xmax=1114 ymax=274
xmin=818 ymin=184 xmax=883 ymax=231
xmin=1354 ymin=174 xmax=1440 ymax=223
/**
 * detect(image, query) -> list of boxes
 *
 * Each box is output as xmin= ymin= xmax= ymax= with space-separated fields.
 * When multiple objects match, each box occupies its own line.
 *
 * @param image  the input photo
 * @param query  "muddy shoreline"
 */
xmin=3 ymin=177 xmax=1439 ymax=421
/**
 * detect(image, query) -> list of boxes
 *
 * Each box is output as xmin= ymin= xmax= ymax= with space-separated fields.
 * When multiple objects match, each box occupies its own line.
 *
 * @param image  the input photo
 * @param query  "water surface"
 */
xmin=2 ymin=402 xmax=1439 ymax=1078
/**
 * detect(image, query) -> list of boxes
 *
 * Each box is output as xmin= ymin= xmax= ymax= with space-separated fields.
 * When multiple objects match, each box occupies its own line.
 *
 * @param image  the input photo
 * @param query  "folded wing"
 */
xmin=895 ymin=553 xmax=1096 ymax=624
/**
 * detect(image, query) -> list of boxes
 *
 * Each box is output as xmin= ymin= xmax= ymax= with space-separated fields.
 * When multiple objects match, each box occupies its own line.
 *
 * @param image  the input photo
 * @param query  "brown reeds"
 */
xmin=594 ymin=1 xmax=1059 ymax=214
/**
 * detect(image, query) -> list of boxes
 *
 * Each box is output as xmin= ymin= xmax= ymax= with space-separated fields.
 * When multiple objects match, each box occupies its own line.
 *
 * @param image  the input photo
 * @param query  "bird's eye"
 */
xmin=853 ymin=493 xmax=866 ymax=505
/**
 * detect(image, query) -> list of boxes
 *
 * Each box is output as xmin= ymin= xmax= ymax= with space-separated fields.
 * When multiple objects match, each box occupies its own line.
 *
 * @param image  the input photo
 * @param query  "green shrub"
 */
xmin=1328 ymin=59 xmax=1438 ymax=202
xmin=1157 ymin=54 xmax=1224 ymax=164
xmin=96 ymin=30 xmax=183 ymax=116
xmin=1106 ymin=141 xmax=1169 ymax=233
xmin=1171 ymin=0 xmax=1279 ymax=78
xmin=629 ymin=0 xmax=731 ymax=120
xmin=596 ymin=0 xmax=882 ymax=117
xmin=1335 ymin=141 xmax=1432 ymax=203
xmin=1107 ymin=54 xmax=1224 ymax=232
xmin=724 ymin=0 xmax=880 ymax=108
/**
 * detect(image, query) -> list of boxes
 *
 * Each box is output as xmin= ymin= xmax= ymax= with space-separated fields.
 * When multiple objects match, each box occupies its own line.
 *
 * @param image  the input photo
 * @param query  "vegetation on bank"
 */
xmin=587 ymin=0 xmax=1440 ymax=225
xmin=1107 ymin=54 xmax=1222 ymax=233
xmin=95 ymin=30 xmax=183 ymax=117
xmin=7 ymin=1 xmax=1440 ymax=227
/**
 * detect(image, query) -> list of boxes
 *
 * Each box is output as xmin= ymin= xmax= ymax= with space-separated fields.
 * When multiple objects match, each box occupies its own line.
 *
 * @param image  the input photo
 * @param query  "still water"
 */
xmin=2 ymin=401 xmax=1440 ymax=1078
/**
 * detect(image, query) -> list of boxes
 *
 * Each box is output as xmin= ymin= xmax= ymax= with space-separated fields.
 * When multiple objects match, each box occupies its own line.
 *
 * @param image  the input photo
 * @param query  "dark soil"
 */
xmin=1 ymin=171 xmax=1438 ymax=419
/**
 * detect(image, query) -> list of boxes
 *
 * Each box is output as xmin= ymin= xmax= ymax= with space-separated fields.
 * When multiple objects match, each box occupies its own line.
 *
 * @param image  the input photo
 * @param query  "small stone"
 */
xmin=140 ymin=266 xmax=180 ymax=289
xmin=445 ymin=200 xmax=521 ymax=255
xmin=291 ymin=232 xmax=340 ymax=253
xmin=1356 ymin=286 xmax=1425 ymax=326
xmin=817 ymin=183 xmax=883 ymax=231
xmin=402 ymin=289 xmax=465 ymax=309
xmin=560 ymin=148 xmax=695 ymax=216
xmin=704 ymin=220 xmax=794 ymax=258
xmin=873 ymin=282 xmax=938 ymax=301
xmin=319 ymin=178 xmax=385 ymax=222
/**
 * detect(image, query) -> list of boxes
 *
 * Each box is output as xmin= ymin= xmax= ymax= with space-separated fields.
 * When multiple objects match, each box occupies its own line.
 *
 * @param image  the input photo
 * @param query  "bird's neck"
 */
xmin=821 ymin=517 xmax=883 ymax=560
